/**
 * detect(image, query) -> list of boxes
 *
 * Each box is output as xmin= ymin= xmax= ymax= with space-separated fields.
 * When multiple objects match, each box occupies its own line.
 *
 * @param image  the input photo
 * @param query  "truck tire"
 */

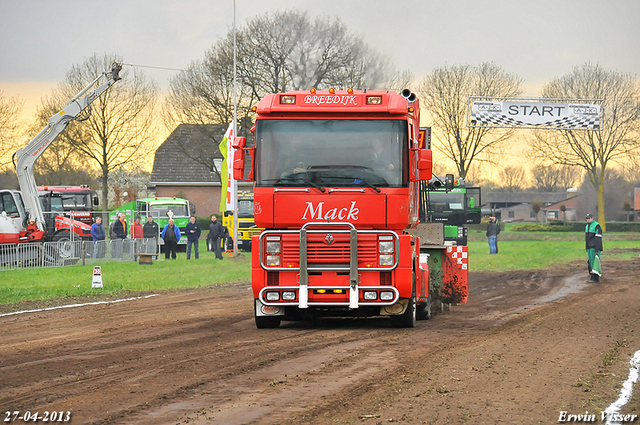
xmin=51 ymin=231 xmax=79 ymax=264
xmin=254 ymin=301 xmax=281 ymax=329
xmin=391 ymin=288 xmax=417 ymax=328
xmin=417 ymin=295 xmax=432 ymax=320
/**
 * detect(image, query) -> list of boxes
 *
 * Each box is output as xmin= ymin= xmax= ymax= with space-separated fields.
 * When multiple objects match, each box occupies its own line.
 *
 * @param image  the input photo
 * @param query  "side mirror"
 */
xmin=232 ymin=136 xmax=246 ymax=149
xmin=190 ymin=204 xmax=196 ymax=215
xmin=233 ymin=147 xmax=255 ymax=181
xmin=233 ymin=149 xmax=245 ymax=180
xmin=411 ymin=148 xmax=433 ymax=182
xmin=93 ymin=196 xmax=99 ymax=206
xmin=444 ymin=174 xmax=454 ymax=191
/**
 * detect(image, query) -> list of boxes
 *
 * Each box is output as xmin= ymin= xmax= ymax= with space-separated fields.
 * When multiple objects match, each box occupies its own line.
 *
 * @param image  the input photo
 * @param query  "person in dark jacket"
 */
xmin=486 ymin=216 xmax=500 ymax=254
xmin=142 ymin=215 xmax=160 ymax=256
xmin=112 ymin=213 xmax=128 ymax=239
xmin=143 ymin=216 xmax=159 ymax=239
xmin=208 ymin=215 xmax=224 ymax=260
xmin=161 ymin=219 xmax=181 ymax=260
xmin=185 ymin=216 xmax=201 ymax=260
xmin=585 ymin=213 xmax=603 ymax=283
xmin=90 ymin=217 xmax=106 ymax=258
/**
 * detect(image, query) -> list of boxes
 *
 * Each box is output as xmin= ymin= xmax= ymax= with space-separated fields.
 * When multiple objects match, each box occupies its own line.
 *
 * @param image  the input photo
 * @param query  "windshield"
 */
xmin=428 ymin=192 xmax=465 ymax=212
xmin=61 ymin=194 xmax=91 ymax=209
xmin=237 ymin=199 xmax=254 ymax=218
xmin=256 ymin=120 xmax=408 ymax=188
xmin=149 ymin=204 xmax=189 ymax=217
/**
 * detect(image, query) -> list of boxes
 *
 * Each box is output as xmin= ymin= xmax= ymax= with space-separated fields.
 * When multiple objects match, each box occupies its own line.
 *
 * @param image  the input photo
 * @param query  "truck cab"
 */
xmin=233 ymin=89 xmax=440 ymax=328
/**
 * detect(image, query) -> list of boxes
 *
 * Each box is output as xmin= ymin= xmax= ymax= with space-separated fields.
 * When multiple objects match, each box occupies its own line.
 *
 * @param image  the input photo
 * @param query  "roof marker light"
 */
xmin=310 ymin=88 xmax=316 ymax=94
xmin=347 ymin=88 xmax=354 ymax=94
xmin=329 ymin=88 xmax=335 ymax=94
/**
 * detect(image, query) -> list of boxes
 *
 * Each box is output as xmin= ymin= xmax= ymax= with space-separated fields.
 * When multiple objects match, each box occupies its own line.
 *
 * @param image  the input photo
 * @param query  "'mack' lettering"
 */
xmin=301 ymin=201 xmax=359 ymax=221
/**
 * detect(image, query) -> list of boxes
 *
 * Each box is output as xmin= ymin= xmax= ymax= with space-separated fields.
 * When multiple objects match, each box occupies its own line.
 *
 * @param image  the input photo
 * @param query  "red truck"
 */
xmin=37 ymin=185 xmax=98 ymax=241
xmin=233 ymin=89 xmax=468 ymax=328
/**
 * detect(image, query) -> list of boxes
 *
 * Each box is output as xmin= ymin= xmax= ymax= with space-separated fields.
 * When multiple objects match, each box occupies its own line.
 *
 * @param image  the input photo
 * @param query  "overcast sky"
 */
xmin=1 ymin=0 xmax=639 ymax=124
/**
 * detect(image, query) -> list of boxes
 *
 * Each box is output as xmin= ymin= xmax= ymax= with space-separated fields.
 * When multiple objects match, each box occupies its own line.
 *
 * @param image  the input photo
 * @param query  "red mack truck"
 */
xmin=232 ymin=88 xmax=468 ymax=328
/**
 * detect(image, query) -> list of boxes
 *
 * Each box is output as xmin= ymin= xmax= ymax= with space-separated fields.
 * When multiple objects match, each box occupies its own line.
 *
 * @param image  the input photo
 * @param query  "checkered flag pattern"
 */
xmin=446 ymin=245 xmax=468 ymax=271
xmin=471 ymin=111 xmax=600 ymax=130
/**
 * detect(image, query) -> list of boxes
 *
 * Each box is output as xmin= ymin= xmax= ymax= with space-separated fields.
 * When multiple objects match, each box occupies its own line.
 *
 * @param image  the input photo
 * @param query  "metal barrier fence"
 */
xmin=0 ymin=238 xmax=160 ymax=272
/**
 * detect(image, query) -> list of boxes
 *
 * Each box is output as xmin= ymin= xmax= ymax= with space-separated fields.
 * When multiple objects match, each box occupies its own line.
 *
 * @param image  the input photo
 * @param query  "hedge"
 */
xmin=512 ymin=222 xmax=640 ymax=232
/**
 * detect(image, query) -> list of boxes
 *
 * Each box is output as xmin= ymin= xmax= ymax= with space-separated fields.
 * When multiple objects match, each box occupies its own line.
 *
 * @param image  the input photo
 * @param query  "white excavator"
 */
xmin=0 ymin=63 xmax=122 ymax=253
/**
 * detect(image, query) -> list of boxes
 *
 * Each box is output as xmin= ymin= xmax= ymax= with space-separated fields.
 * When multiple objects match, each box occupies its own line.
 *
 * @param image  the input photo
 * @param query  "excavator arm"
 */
xmin=14 ymin=63 xmax=122 ymax=234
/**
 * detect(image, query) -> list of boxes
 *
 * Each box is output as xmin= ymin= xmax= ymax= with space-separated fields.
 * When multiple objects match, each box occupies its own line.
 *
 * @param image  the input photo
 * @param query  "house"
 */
xmin=150 ymin=124 xmax=252 ymax=218
xmin=482 ymin=192 xmax=572 ymax=222
xmin=541 ymin=193 xmax=587 ymax=222
xmin=499 ymin=202 xmax=540 ymax=222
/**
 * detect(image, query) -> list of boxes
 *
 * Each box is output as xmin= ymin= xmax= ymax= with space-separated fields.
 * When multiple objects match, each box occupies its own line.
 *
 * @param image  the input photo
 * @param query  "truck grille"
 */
xmin=281 ymin=233 xmax=378 ymax=264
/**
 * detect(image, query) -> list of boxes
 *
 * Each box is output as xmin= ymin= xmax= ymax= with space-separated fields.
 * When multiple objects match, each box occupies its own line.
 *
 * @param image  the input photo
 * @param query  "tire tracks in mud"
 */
xmin=0 ymin=265 xmax=615 ymax=424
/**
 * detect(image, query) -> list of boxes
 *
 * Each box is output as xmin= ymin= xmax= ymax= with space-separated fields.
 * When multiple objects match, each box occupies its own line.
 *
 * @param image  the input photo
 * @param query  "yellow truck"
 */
xmin=222 ymin=192 xmax=263 ymax=251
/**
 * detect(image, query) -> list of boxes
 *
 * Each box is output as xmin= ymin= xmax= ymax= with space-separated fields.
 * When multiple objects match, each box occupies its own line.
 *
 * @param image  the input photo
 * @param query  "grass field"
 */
xmin=467 ymin=229 xmax=639 ymax=271
xmin=0 ymin=240 xmax=250 ymax=306
xmin=0 ymin=231 xmax=637 ymax=306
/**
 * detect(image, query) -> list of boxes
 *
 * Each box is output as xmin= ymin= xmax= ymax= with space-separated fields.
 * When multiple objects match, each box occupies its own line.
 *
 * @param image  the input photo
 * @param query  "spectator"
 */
xmin=130 ymin=215 xmax=143 ymax=239
xmin=161 ymin=218 xmax=181 ymax=260
xmin=208 ymin=215 xmax=224 ymax=260
xmin=112 ymin=213 xmax=128 ymax=239
xmin=143 ymin=215 xmax=159 ymax=239
xmin=90 ymin=216 xmax=106 ymax=258
xmin=185 ymin=216 xmax=201 ymax=260
xmin=486 ymin=216 xmax=500 ymax=254
xmin=585 ymin=213 xmax=603 ymax=283
xmin=142 ymin=215 xmax=160 ymax=257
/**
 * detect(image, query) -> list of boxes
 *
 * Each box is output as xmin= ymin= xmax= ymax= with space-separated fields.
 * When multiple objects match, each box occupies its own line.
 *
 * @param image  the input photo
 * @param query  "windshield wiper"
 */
xmin=353 ymin=178 xmax=381 ymax=193
xmin=263 ymin=176 xmax=326 ymax=192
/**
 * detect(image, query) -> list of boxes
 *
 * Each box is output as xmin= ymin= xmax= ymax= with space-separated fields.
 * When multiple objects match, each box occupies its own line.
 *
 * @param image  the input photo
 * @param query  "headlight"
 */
xmin=266 ymin=291 xmax=280 ymax=301
xmin=282 ymin=291 xmax=296 ymax=301
xmin=379 ymin=241 xmax=394 ymax=253
xmin=266 ymin=241 xmax=281 ymax=254
xmin=379 ymin=254 xmax=394 ymax=266
xmin=363 ymin=291 xmax=377 ymax=300
xmin=266 ymin=255 xmax=281 ymax=266
xmin=380 ymin=291 xmax=394 ymax=301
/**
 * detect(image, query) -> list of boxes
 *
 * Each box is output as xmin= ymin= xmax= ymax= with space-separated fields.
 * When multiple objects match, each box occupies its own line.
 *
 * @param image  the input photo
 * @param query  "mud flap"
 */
xmin=426 ymin=247 xmax=469 ymax=304
xmin=442 ymin=246 xmax=468 ymax=303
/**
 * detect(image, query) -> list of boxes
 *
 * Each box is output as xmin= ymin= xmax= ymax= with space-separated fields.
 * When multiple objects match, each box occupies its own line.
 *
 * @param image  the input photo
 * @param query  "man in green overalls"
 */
xmin=585 ymin=213 xmax=603 ymax=283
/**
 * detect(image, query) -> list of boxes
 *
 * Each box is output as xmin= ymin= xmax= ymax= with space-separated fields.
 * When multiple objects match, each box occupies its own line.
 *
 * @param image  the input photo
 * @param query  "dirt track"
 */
xmin=1 ymin=257 xmax=640 ymax=424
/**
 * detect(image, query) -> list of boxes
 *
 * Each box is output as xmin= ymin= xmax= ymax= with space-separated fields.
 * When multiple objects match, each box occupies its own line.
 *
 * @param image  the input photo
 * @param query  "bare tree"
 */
xmin=531 ymin=164 xmax=582 ymax=192
xmin=531 ymin=63 xmax=640 ymax=230
xmin=0 ymin=90 xmax=24 ymax=168
xmin=417 ymin=62 xmax=523 ymax=178
xmin=35 ymin=54 xmax=158 ymax=210
xmin=499 ymin=165 xmax=527 ymax=192
xmin=165 ymin=10 xmax=400 ymax=132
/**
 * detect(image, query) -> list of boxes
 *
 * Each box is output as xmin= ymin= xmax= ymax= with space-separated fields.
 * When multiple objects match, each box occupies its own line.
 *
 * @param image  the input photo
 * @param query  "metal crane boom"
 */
xmin=14 ymin=63 xmax=122 ymax=234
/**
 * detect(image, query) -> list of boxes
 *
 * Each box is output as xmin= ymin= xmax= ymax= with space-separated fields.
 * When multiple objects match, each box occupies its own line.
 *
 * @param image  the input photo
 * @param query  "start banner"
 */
xmin=468 ymin=97 xmax=602 ymax=130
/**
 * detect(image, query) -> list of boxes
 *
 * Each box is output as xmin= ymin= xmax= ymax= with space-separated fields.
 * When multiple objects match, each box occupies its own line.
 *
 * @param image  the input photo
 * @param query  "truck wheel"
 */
xmin=254 ymin=301 xmax=281 ymax=329
xmin=52 ymin=230 xmax=71 ymax=243
xmin=391 ymin=290 xmax=417 ymax=328
xmin=417 ymin=295 xmax=432 ymax=320
xmin=52 ymin=231 xmax=79 ymax=264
